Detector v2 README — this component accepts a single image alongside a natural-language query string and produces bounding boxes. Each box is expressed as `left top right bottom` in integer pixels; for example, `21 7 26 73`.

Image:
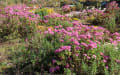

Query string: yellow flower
47 8 54 14
29 9 35 13
37 25 47 31
37 25 54 31
86 16 95 22
90 16 95 20
73 18 79 21
94 26 98 28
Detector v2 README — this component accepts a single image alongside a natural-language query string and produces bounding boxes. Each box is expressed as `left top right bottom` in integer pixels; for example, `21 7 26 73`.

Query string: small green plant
35 8 48 20
64 68 75 75
47 18 72 27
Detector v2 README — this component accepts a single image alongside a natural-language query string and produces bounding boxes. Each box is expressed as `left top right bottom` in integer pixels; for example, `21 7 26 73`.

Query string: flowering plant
62 5 71 12
43 21 120 74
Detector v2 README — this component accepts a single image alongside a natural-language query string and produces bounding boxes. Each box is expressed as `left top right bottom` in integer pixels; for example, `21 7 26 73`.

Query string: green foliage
64 68 75 75
104 16 116 33
92 14 117 32
35 8 48 20
75 2 83 11
0 1 120 74
7 33 61 73
48 18 72 27
3 28 120 74
0 16 36 42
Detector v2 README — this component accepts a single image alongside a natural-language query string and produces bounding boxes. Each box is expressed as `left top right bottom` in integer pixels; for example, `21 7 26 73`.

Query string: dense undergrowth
0 0 120 75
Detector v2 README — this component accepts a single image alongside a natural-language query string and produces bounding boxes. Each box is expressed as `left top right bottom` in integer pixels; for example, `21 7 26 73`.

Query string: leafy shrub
1 2 120 75
7 32 62 74
0 15 36 42
38 12 72 27
7 22 120 74
92 13 117 32
0 4 38 41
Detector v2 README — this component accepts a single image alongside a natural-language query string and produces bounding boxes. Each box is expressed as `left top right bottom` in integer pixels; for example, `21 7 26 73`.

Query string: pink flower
55 25 63 29
61 46 71 51
43 20 48 23
86 33 92 39
52 59 56 64
59 39 64 42
62 5 70 11
71 31 79 38
81 42 88 47
103 59 107 63
75 53 79 56
96 40 101 44
104 56 109 60
25 38 28 43
47 28 54 35
66 27 73 31
75 46 81 50
87 56 91 59
72 21 80 26
116 59 120 64
79 34 87 39
66 63 69 68
70 38 80 45
88 41 97 49
55 66 60 70
112 41 118 46
106 66 108 69
83 54 87 56
54 49 63 53
100 52 104 56
49 66 60 73
54 46 71 53
32 0 37 2
49 67 55 73
112 32 120 36
92 55 96 59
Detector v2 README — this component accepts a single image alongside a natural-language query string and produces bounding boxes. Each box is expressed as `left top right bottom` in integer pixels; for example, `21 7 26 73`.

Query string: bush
7 22 120 74
0 14 36 42
92 13 117 33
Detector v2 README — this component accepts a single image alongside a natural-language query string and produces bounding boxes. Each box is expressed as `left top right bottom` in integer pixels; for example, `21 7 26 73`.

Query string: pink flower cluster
4 4 40 21
45 21 120 54
44 28 54 35
45 13 64 18
49 66 60 73
110 32 120 46
79 8 104 19
44 12 70 21
107 1 119 10
100 52 109 64
62 5 71 11
54 46 71 53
